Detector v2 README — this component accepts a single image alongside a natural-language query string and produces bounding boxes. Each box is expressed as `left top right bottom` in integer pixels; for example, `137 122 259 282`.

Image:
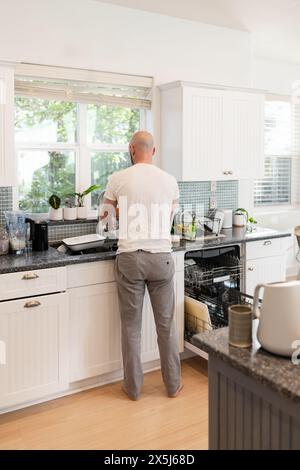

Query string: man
101 131 182 401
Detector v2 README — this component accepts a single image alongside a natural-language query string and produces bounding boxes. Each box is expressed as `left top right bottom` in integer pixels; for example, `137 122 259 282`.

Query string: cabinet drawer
0 267 67 301
67 261 115 288
246 238 285 260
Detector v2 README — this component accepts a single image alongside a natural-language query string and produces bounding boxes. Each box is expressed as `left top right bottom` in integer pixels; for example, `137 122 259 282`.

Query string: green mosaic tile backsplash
0 181 238 242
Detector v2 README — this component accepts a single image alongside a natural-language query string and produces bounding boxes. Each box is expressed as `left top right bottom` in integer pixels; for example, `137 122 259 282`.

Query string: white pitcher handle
253 284 266 319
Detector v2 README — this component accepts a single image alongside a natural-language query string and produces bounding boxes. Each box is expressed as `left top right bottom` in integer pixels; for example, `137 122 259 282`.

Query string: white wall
0 0 252 160
253 57 300 96
0 0 252 87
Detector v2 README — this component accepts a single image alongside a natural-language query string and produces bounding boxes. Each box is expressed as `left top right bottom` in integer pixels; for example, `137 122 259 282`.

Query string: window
254 99 292 207
14 66 152 214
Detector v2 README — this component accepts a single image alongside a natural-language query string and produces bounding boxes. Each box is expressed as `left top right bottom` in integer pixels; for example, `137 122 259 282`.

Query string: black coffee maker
26 218 49 252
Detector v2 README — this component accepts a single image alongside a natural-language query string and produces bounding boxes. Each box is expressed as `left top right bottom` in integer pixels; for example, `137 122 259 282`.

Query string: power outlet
210 180 217 192
210 196 217 210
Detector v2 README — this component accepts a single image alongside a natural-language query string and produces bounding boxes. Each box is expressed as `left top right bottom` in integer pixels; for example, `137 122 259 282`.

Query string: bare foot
168 383 184 398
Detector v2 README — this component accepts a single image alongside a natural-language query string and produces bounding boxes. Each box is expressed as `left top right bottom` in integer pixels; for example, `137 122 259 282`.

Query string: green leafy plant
65 196 76 208
235 207 249 220
48 194 61 210
68 185 101 207
248 216 257 225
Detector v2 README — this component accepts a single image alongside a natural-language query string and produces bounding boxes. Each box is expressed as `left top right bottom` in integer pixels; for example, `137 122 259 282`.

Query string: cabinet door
182 86 224 180
0 65 16 187
246 256 286 296
175 270 185 353
0 293 68 409
224 92 264 179
69 282 121 382
141 288 160 363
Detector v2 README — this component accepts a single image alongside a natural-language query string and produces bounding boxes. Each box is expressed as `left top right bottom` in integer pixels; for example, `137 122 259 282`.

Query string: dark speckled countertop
0 227 291 274
193 321 300 402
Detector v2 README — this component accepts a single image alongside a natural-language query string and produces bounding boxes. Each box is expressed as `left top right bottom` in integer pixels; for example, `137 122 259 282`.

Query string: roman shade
15 63 153 109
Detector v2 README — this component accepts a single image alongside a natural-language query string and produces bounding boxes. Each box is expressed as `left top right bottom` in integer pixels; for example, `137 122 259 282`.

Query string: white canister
49 207 63 221
233 213 247 227
64 207 77 221
222 210 233 229
77 206 87 220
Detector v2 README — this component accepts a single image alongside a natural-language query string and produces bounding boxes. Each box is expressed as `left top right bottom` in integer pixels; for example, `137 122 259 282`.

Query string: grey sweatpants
114 250 181 399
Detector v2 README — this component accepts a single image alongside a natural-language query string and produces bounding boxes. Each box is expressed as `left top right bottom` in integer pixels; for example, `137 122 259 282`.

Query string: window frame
14 99 149 217
254 94 295 211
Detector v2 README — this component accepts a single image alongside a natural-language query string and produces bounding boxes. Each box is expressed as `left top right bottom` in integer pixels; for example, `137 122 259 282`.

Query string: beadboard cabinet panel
160 82 265 181
0 293 68 409
69 282 122 382
182 87 224 180
224 92 264 179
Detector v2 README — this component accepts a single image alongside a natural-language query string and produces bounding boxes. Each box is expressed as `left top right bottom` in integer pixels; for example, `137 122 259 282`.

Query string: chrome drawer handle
22 273 39 280
24 300 41 308
263 240 272 246
248 267 254 271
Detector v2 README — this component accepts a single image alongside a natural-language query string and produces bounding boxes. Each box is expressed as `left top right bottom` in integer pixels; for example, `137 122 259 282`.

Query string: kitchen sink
50 239 118 255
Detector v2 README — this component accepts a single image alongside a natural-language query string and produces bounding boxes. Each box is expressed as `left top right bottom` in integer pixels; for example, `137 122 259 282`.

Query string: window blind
14 64 153 109
254 99 292 206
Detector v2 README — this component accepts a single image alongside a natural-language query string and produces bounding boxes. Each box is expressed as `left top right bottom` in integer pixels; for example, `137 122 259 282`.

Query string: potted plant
64 197 77 221
73 185 101 220
49 194 63 221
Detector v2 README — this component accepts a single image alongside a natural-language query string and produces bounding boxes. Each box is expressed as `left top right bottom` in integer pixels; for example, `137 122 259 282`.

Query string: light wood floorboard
0 358 208 450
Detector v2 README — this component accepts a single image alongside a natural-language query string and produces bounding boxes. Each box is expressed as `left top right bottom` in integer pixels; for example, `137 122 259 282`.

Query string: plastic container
0 228 9 255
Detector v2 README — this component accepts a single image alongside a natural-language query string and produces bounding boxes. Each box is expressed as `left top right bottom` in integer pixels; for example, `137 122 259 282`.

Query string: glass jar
0 228 9 255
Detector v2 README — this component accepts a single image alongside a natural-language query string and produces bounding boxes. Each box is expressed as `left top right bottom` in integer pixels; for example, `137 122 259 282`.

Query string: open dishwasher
184 245 253 358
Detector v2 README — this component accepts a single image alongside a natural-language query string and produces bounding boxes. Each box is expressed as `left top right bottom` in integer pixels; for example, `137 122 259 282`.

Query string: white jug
253 280 300 357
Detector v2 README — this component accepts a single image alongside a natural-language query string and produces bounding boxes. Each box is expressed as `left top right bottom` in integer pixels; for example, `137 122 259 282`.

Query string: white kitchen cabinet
175 269 185 353
69 282 122 382
246 256 286 297
0 65 16 187
0 293 68 409
223 91 264 179
68 253 185 382
245 238 287 296
160 82 265 181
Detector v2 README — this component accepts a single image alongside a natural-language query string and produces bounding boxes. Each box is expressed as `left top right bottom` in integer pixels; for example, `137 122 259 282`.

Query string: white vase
64 207 77 221
49 207 63 221
77 206 87 220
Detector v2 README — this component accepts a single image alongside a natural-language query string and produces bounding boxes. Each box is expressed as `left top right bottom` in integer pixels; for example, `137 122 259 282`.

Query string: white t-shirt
104 163 179 254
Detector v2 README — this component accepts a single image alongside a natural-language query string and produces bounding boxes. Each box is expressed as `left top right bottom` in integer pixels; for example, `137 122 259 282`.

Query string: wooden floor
0 358 208 450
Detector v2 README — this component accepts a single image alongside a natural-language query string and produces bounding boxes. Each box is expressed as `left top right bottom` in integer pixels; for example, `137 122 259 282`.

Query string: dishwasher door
184 245 243 359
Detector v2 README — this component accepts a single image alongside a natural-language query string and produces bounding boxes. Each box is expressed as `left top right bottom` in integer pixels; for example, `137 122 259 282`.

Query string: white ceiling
97 0 300 64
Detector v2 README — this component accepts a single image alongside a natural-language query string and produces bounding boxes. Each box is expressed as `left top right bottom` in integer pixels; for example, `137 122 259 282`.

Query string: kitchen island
193 323 300 450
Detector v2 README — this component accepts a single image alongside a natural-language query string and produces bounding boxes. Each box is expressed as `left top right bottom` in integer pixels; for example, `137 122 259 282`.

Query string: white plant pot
77 206 87 220
64 207 77 221
49 207 63 221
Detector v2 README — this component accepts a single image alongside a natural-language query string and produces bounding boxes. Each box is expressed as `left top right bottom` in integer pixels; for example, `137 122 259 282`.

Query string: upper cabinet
160 82 265 181
0 65 16 187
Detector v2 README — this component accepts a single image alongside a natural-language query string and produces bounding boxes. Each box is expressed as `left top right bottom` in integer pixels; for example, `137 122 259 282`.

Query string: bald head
129 131 155 164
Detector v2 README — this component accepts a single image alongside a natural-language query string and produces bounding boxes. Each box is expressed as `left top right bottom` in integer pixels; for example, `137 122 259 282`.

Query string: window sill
254 205 300 216
47 218 98 227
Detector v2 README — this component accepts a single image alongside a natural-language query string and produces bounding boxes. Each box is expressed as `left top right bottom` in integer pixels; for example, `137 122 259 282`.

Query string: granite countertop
0 227 291 275
193 321 300 402
177 226 291 252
